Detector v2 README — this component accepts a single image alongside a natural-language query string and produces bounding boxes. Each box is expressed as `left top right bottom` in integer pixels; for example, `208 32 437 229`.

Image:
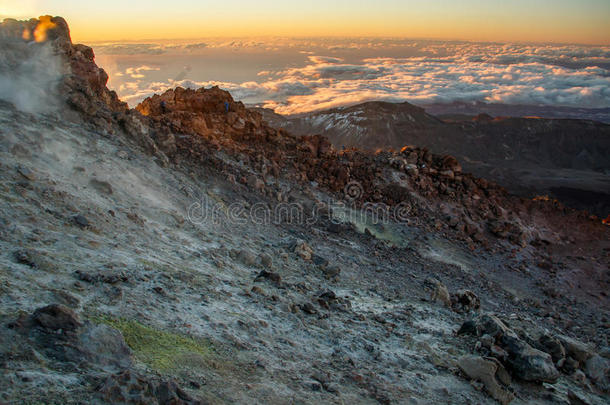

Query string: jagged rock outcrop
0 16 173 164
1 16 127 118
135 86 606 250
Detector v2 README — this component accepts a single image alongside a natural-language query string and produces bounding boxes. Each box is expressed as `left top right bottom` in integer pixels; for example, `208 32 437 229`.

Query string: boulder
458 355 514 404
235 249 257 267
31 304 82 333
477 315 514 339
458 315 559 383
584 355 609 391
453 289 481 312
79 324 132 370
501 334 560 383
458 319 478 336
559 336 594 363
258 253 273 269
254 270 281 285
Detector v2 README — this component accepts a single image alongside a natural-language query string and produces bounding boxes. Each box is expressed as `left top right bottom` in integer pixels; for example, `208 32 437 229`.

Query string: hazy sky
1 0 609 44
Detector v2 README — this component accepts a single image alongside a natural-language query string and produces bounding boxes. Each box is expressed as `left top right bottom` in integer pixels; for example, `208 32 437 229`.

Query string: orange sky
2 0 609 44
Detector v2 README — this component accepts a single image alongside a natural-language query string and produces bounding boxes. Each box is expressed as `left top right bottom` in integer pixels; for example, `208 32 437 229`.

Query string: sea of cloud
92 38 610 115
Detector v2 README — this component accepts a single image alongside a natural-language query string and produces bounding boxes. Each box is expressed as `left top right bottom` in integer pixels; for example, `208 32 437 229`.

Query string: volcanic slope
0 16 609 405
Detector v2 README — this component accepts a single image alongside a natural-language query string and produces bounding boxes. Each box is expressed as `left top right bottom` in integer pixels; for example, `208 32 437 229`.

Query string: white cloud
103 40 610 114
123 65 160 79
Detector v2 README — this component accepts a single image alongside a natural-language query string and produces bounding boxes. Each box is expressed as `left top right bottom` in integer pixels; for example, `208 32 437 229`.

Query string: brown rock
31 304 82 333
458 355 514 404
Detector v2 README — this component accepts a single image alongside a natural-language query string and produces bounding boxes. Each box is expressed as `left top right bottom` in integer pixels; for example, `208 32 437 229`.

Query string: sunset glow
1 0 609 44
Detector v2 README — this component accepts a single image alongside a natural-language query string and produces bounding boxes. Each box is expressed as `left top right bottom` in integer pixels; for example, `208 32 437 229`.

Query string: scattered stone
453 289 480 312
247 174 265 192
573 369 588 384
258 253 273 269
79 323 132 370
75 269 128 284
73 214 90 228
477 315 512 339
423 278 451 307
251 286 266 295
567 389 592 405
17 166 35 181
311 254 329 268
322 265 341 279
317 290 337 309
307 380 322 391
236 249 257 267
254 270 281 285
89 178 113 195
479 333 493 348
13 250 37 268
327 222 350 234
11 143 30 158
126 212 145 226
300 302 317 315
563 356 580 374
293 241 313 261
490 345 509 362
458 319 478 336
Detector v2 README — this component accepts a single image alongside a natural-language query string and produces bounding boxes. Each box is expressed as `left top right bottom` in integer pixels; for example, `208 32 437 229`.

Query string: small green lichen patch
92 316 212 372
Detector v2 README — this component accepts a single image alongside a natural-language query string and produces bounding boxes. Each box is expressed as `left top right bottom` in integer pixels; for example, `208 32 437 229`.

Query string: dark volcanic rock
73 214 90 228
10 305 132 372
537 333 566 363
31 304 82 333
254 270 282 284
453 289 481 312
500 334 560 383
459 315 560 383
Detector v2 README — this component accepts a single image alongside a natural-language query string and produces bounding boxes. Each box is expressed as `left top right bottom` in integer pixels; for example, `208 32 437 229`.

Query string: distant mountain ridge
421 101 610 124
257 101 610 216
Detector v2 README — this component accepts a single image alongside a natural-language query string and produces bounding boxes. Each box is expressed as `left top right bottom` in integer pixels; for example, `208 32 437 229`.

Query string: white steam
0 39 63 114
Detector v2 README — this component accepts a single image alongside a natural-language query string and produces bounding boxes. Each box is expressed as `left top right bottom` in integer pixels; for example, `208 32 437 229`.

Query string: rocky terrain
258 102 610 217
0 16 609 405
